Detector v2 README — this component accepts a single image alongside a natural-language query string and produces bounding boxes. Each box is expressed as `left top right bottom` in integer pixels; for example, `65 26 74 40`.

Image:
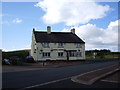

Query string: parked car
2 59 10 65
10 56 22 65
25 56 36 63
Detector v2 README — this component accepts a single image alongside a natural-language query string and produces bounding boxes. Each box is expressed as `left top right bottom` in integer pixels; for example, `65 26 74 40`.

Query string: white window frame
76 51 82 57
58 43 64 48
69 51 76 57
42 43 49 48
58 52 64 57
76 43 82 48
42 52 50 58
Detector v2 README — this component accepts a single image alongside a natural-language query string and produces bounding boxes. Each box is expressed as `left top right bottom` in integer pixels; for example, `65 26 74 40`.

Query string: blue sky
1 1 119 52
89 2 118 29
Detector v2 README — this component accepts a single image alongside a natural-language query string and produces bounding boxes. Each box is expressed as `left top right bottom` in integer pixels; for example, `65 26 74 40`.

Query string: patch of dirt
101 70 120 83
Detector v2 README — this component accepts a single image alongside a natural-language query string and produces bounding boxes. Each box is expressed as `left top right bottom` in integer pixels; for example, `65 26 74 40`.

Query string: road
33 77 119 88
2 61 119 89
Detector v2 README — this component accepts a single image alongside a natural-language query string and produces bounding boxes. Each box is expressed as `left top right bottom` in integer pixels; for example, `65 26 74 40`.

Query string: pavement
2 61 86 72
71 63 119 85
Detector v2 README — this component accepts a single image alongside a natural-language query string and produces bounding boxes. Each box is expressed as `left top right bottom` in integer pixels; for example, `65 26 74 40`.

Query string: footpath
2 61 86 72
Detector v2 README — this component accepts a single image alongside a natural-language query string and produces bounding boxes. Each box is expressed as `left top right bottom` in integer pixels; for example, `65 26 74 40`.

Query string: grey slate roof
34 31 85 43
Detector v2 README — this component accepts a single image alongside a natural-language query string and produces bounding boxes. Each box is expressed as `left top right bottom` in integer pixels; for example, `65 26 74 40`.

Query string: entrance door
66 51 69 61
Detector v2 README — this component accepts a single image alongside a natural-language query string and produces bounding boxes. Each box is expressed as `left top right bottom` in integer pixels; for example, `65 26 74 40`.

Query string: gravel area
101 70 120 83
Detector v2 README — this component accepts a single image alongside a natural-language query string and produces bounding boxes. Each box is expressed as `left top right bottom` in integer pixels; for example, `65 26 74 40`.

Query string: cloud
61 19 119 51
12 18 23 23
35 0 110 26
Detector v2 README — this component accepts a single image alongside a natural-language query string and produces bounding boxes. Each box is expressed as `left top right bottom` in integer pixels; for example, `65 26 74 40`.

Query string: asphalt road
34 78 119 88
2 61 119 89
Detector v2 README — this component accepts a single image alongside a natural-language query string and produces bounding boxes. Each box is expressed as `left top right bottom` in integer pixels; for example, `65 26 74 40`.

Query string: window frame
42 52 51 58
76 51 82 57
42 43 49 48
69 51 76 57
58 52 64 57
76 43 82 48
58 43 64 48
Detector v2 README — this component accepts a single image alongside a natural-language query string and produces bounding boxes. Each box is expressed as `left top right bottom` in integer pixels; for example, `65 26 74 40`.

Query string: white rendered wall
32 42 85 61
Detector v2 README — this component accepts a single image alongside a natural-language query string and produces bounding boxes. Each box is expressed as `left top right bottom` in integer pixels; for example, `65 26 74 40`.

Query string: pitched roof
33 31 85 43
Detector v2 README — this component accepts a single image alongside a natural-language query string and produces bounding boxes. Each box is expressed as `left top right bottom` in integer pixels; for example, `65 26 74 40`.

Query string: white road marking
101 79 120 83
19 76 72 90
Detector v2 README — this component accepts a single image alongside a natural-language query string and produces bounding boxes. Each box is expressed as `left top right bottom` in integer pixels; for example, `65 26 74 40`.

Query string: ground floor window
67 50 82 57
69 51 76 57
58 52 64 57
42 52 50 57
76 51 82 57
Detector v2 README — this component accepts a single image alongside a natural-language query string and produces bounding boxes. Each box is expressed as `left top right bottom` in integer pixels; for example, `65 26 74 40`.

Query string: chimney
47 26 51 34
71 28 75 34
33 28 35 32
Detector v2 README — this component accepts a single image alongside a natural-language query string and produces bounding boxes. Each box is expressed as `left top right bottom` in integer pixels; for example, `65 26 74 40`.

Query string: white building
31 26 85 61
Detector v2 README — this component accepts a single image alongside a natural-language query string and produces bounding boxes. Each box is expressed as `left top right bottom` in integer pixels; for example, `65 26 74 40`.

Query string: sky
1 0 119 52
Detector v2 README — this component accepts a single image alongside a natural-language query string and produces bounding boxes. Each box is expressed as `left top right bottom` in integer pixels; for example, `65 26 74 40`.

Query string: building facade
31 26 85 61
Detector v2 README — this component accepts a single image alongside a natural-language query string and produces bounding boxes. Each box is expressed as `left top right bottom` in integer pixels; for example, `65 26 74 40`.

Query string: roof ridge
34 31 72 33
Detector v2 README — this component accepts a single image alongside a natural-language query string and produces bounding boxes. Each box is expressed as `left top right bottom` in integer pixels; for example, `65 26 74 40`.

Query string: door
66 51 69 61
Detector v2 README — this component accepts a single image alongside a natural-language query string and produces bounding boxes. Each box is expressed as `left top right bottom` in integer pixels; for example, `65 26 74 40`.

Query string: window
76 43 82 48
58 52 64 57
58 43 64 47
76 51 82 57
42 43 49 48
43 52 50 57
69 51 76 57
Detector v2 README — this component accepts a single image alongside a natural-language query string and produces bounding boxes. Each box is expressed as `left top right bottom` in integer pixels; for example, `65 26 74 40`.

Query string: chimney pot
33 28 35 32
71 28 75 34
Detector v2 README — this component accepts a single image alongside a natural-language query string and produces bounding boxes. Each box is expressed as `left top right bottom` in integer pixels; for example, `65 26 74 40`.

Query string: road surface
2 61 119 89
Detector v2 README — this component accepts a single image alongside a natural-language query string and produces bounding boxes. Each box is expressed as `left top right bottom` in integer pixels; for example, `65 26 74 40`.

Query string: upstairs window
58 43 64 48
76 43 82 48
42 43 49 48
